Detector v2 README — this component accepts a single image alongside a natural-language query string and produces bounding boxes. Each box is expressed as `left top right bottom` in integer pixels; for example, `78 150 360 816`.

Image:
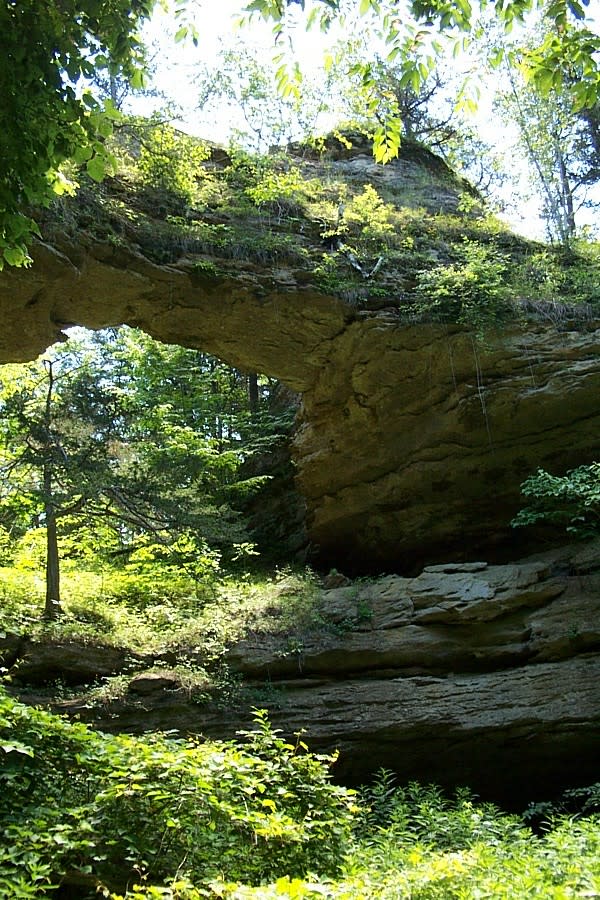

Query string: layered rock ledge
7 541 600 802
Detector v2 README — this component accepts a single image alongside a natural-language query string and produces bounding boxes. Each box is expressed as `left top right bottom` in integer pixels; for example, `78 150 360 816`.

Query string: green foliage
0 525 14 566
339 774 600 899
0 567 43 632
138 124 210 205
515 242 600 308
2 688 600 899
413 240 512 329
244 0 600 173
245 165 308 218
0 326 289 617
3 0 600 267
512 463 600 536
0 0 150 267
524 783 600 830
0 692 356 895
357 775 528 849
495 31 600 245
343 185 395 249
194 41 337 154
0 563 324 671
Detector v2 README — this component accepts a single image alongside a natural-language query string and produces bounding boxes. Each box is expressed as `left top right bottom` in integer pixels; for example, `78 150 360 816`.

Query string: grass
0 564 324 649
0 562 329 706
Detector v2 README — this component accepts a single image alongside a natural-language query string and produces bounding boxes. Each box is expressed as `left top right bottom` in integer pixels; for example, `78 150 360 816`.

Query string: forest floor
1 562 600 898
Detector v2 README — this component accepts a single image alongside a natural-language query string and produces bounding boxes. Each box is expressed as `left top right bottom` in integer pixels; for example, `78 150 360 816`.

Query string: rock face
11 541 599 804
296 321 600 570
1 137 600 570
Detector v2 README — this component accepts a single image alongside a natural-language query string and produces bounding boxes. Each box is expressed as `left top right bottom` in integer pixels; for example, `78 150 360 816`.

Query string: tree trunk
43 469 61 620
555 140 577 243
42 358 62 620
109 73 119 107
248 372 259 414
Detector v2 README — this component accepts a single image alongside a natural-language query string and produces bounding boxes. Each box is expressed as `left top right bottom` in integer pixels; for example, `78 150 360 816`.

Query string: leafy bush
343 185 395 248
512 463 600 536
516 242 600 308
357 775 527 850
0 566 43 631
413 240 513 330
343 775 600 900
244 164 307 216
0 692 357 897
3 693 600 899
138 124 210 205
524 782 600 830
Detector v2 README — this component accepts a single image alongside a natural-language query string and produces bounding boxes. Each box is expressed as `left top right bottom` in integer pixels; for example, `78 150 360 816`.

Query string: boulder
6 638 145 685
128 671 184 695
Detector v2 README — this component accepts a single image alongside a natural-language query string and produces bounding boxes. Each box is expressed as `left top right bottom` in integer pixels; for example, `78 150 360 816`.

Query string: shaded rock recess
5 540 600 805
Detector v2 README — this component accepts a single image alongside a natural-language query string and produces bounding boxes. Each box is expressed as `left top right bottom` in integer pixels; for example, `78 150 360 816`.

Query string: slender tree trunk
555 143 576 242
42 359 62 620
248 373 259 414
109 73 119 107
210 368 223 448
505 68 573 244
581 106 600 161
43 465 61 620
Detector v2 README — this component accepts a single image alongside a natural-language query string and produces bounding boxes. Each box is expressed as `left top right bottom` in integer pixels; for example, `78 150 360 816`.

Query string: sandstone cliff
5 541 599 803
1 133 599 570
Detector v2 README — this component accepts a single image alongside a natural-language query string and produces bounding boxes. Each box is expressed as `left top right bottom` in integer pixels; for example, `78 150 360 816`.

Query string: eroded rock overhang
2 238 600 571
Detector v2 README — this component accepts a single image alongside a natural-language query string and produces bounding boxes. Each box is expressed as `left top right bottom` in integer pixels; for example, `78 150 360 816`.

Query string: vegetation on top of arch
1 0 598 268
35 118 600 327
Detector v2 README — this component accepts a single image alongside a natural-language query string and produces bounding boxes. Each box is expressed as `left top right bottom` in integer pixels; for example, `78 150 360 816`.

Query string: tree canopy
1 0 599 267
0 0 153 268
0 327 276 618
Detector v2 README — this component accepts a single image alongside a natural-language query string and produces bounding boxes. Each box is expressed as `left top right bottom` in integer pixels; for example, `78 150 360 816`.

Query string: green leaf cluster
138 124 211 205
515 243 600 307
0 326 291 618
0 0 152 268
512 462 600 536
0 691 357 896
413 239 512 329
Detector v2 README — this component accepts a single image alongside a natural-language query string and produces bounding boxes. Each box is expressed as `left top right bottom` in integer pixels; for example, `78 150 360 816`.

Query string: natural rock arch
2 137 600 571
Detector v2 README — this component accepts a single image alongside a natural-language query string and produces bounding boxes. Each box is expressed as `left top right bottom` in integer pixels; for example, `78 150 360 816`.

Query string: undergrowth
0 565 323 652
1 694 599 899
0 692 356 898
0 563 327 707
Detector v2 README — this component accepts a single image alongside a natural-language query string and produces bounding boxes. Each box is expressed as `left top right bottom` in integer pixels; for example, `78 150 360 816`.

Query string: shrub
343 185 395 248
0 692 357 896
413 240 513 330
138 124 210 205
244 164 308 218
512 462 600 536
515 242 600 309
356 775 526 850
0 566 43 631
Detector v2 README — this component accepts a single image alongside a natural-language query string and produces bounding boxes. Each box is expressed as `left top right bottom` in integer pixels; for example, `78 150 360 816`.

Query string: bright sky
139 0 341 141
133 0 600 242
